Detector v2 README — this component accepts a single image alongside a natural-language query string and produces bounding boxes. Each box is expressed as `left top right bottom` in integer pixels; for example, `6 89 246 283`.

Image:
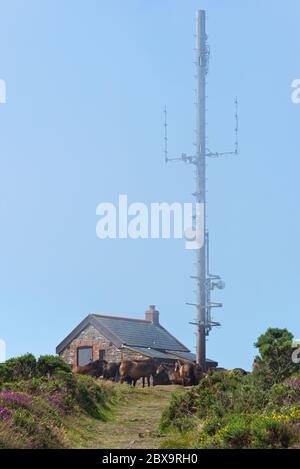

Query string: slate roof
124 346 174 360
167 351 197 361
120 347 218 366
166 351 218 366
56 313 218 366
56 313 189 355
92 314 189 352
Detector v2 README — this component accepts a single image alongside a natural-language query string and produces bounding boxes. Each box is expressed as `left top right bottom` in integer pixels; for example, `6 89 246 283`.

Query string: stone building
56 305 217 370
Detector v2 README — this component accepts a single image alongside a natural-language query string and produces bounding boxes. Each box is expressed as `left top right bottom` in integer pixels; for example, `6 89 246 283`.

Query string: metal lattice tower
165 10 238 370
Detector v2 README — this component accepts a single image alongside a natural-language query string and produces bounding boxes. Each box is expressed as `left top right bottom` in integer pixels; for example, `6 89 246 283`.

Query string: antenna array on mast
165 10 238 370
164 106 168 164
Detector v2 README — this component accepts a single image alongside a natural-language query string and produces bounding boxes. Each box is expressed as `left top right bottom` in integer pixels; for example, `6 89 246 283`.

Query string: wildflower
285 379 300 390
0 391 32 406
0 406 11 420
290 408 300 420
271 413 290 422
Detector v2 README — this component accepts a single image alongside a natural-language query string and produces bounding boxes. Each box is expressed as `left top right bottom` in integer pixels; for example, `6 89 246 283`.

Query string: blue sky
0 0 299 370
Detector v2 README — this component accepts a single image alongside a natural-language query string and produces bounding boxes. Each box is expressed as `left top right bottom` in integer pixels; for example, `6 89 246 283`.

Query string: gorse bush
204 413 298 449
37 355 72 376
0 356 114 448
0 354 72 384
160 372 249 432
160 328 300 449
265 381 300 412
253 328 299 386
160 373 300 449
0 354 37 382
0 384 64 448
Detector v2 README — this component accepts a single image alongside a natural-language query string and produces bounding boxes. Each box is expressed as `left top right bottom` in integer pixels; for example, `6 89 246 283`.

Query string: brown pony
119 359 156 387
77 359 107 378
175 361 195 386
156 363 182 385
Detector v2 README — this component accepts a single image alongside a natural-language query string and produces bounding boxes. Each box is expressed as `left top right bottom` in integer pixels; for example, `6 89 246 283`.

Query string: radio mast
165 10 238 370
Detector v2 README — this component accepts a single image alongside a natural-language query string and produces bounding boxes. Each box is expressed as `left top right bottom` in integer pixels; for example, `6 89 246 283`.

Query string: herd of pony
77 358 248 387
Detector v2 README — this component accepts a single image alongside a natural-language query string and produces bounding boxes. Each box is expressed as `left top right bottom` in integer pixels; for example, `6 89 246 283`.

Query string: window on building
77 346 93 367
99 349 106 360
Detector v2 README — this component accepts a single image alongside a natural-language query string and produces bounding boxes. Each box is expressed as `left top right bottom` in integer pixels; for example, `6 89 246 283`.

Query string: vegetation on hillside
160 328 300 449
0 354 115 448
1 328 299 449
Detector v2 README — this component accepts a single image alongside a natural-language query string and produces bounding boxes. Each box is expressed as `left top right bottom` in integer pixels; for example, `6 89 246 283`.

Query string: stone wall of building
121 348 149 361
59 324 169 370
59 324 122 370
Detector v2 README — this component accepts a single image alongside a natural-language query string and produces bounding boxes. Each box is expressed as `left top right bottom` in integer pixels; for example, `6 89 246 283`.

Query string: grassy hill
65 383 179 449
159 328 300 449
0 354 181 449
1 329 299 449
159 371 300 449
0 370 113 448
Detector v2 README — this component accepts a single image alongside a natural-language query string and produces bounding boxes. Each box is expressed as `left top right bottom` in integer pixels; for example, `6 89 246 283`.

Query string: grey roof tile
166 350 218 365
92 315 189 352
55 313 218 366
123 346 173 359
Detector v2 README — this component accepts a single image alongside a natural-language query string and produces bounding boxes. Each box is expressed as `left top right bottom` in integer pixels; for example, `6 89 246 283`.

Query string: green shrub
265 382 300 413
171 414 300 449
216 414 298 449
37 355 71 376
160 390 198 431
160 328 300 449
160 372 248 432
0 361 114 448
0 354 73 384
0 354 37 382
160 367 300 449
217 415 252 448
253 328 299 386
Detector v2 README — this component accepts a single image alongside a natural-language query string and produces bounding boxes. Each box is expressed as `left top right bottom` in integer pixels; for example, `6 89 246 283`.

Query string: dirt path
96 384 180 449
67 384 181 449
